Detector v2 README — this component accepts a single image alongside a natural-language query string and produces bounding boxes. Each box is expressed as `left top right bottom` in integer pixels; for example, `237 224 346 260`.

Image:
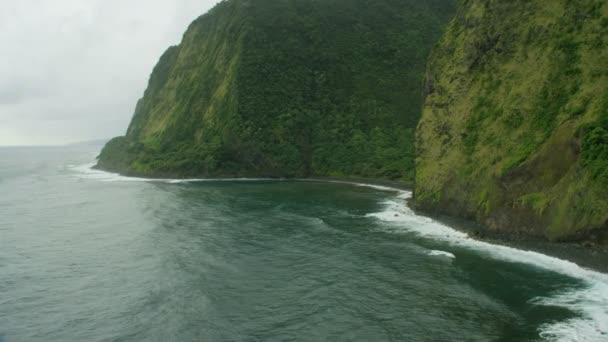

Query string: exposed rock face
415 0 608 242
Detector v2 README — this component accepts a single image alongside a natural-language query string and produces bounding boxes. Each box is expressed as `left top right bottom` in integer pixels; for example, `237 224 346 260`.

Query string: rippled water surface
1 143 607 341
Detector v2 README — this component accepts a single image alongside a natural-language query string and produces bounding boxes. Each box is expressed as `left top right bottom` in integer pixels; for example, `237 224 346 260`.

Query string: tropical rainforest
98 0 607 243
97 0 456 181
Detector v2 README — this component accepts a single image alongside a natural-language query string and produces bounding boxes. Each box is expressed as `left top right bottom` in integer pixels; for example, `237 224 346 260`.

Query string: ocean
0 142 606 341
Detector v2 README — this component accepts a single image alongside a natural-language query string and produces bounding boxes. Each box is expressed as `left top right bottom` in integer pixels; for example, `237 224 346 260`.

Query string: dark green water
1 143 607 342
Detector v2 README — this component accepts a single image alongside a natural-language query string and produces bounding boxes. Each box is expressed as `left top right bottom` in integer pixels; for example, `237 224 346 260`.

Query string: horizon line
0 138 110 148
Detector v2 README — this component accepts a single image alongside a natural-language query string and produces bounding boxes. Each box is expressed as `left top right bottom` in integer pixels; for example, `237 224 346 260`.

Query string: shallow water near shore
1 143 607 341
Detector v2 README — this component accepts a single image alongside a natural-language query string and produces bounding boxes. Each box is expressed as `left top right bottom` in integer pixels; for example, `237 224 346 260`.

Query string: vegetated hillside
416 0 608 242
97 0 456 181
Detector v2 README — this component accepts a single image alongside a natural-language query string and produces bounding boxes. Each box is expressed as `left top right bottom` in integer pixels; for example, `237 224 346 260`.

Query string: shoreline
92 163 606 273
300 176 412 191
92 164 414 189
412 207 608 274
306 178 608 274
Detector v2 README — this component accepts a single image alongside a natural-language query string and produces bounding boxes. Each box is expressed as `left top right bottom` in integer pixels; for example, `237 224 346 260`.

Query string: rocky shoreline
413 206 608 274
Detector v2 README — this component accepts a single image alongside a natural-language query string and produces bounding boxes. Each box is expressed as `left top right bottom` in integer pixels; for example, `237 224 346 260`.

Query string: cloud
0 87 28 105
0 0 221 145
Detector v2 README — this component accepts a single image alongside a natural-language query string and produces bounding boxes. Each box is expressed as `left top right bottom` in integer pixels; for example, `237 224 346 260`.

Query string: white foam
69 163 279 183
71 164 410 190
70 163 151 182
366 191 608 341
353 183 404 192
427 250 456 258
297 178 406 193
534 284 608 342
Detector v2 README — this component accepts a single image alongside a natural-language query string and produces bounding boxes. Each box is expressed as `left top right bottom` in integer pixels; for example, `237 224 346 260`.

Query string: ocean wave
296 178 405 193
366 191 608 342
69 163 279 183
70 163 151 182
427 250 456 259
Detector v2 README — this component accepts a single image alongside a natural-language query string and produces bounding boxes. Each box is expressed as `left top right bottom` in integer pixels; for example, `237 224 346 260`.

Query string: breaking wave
427 250 456 259
69 163 278 183
366 190 608 342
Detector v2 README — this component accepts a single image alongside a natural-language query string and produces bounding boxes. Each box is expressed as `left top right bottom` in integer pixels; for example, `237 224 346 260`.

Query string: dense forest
97 0 608 243
97 0 456 182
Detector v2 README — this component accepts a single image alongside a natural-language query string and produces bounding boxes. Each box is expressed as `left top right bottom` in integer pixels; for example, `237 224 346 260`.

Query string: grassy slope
416 0 608 242
97 0 456 181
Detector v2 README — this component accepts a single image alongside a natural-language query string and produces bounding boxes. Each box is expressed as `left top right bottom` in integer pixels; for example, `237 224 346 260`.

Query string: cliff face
97 0 456 181
416 0 608 242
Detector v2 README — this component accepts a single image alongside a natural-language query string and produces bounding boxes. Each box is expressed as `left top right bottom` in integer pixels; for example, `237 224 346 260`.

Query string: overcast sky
0 0 221 146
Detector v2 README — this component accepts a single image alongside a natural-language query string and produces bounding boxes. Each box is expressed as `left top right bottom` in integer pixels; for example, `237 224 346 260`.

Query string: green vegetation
98 0 456 181
518 193 550 215
416 0 608 241
582 125 608 184
97 0 608 243
580 96 608 185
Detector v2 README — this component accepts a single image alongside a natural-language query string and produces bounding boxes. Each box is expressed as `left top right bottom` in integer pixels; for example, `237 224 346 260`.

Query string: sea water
1 143 606 341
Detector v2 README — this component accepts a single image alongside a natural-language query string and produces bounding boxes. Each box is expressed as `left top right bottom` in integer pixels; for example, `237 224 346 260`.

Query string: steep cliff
416 0 608 242
97 0 456 181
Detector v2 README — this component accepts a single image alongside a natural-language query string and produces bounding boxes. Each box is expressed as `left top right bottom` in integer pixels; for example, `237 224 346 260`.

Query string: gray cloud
0 0 221 145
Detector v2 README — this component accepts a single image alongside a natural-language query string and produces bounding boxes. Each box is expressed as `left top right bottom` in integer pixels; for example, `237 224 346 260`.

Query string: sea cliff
97 0 456 182
415 0 608 243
